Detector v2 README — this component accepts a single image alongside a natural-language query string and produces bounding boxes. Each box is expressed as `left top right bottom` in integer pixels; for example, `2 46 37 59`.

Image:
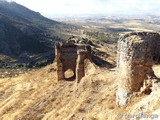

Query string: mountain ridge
0 0 60 56
0 0 59 26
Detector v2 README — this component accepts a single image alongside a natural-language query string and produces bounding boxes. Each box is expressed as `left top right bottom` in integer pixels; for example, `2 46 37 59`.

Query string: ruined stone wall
55 40 91 82
76 50 87 83
116 32 160 107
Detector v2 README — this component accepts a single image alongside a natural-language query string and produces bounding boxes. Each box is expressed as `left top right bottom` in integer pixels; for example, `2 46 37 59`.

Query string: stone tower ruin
116 32 160 107
55 40 91 83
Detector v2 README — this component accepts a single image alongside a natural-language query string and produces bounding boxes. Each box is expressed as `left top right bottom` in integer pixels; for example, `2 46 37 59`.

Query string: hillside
1 1 160 120
0 35 160 119
0 60 159 120
0 1 59 26
0 0 64 57
0 1 69 69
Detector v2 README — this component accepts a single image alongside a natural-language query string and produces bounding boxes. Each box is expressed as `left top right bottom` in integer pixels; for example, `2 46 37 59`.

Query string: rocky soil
0 59 160 120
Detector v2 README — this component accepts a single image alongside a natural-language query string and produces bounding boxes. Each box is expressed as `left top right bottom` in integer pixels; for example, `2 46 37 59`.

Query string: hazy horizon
4 0 160 18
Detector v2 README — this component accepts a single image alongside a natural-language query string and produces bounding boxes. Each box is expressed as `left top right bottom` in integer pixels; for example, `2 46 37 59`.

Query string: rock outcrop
55 40 91 83
116 32 160 107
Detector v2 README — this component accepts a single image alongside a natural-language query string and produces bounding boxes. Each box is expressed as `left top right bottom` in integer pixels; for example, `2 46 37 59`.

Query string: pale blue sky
9 0 160 17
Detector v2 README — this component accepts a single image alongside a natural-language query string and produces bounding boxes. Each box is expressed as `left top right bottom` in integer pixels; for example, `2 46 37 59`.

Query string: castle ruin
55 40 91 83
116 32 160 107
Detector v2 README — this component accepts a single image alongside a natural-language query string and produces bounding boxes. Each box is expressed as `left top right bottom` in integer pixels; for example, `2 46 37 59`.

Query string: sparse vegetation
83 30 119 43
1 1 160 120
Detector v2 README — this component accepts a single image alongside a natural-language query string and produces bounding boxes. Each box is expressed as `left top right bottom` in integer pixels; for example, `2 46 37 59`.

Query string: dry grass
0 59 160 120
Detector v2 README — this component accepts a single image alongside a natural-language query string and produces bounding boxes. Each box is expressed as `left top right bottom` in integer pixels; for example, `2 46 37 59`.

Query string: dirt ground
0 61 160 120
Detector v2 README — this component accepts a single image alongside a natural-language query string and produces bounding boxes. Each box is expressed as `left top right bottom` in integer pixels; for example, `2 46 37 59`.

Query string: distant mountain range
0 0 60 56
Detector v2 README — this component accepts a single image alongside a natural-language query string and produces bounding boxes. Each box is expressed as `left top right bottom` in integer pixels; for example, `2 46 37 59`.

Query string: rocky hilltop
0 32 160 120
